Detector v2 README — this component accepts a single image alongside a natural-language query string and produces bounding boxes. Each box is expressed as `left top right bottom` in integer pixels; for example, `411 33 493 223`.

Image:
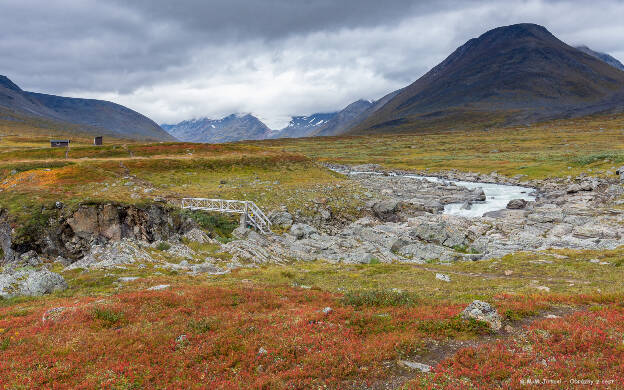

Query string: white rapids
348 171 536 218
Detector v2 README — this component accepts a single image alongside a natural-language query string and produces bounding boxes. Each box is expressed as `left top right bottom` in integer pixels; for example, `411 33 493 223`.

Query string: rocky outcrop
216 165 624 266
2 202 195 265
461 300 502 331
67 239 155 270
0 210 16 263
269 211 294 229
0 269 67 299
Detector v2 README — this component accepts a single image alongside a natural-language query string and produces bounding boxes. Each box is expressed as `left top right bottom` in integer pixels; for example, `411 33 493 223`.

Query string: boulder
232 226 252 240
147 284 170 291
0 269 67 299
435 273 451 282
566 184 582 194
66 239 154 270
461 300 502 331
472 188 486 201
182 228 213 244
580 181 593 192
289 223 318 240
269 211 293 228
398 360 432 373
18 250 42 267
372 200 400 221
506 199 528 210
409 221 468 248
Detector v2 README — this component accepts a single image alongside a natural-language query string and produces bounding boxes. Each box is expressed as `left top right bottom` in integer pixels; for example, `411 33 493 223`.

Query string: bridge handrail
180 198 272 233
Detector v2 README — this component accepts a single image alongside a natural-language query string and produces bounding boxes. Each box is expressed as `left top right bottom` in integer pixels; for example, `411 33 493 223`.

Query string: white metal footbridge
181 198 272 234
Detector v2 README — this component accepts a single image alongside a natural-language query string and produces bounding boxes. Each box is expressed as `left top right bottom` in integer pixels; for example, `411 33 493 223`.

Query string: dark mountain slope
576 45 624 71
313 100 373 136
348 24 624 134
0 75 174 141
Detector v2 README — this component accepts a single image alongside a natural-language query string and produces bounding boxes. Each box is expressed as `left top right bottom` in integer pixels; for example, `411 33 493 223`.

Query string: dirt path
411 263 590 285
348 305 587 390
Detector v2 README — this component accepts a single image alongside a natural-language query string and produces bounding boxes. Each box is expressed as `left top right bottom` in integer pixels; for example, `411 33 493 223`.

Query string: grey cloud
0 0 623 128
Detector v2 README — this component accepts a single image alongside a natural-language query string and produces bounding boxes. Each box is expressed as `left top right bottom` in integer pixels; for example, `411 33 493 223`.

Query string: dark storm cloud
109 0 466 39
1 0 623 128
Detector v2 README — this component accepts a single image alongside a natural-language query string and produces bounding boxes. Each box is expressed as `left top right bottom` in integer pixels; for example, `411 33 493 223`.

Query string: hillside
576 45 624 71
347 24 624 135
313 100 374 136
0 75 174 141
162 114 273 143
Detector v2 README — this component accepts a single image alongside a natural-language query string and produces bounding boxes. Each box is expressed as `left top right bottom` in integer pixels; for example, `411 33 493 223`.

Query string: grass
92 307 126 328
1 113 624 387
0 247 623 388
250 114 624 179
409 305 624 388
1 240 624 388
340 289 421 307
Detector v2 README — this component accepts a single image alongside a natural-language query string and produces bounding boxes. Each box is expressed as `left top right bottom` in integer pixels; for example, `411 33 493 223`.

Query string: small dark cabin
94 136 103 146
50 140 70 148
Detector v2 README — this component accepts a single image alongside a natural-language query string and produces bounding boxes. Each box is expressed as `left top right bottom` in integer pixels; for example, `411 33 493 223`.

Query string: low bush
92 308 125 328
340 289 420 307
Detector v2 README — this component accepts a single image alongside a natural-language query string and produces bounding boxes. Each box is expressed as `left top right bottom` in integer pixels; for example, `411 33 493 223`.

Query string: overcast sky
1 0 624 128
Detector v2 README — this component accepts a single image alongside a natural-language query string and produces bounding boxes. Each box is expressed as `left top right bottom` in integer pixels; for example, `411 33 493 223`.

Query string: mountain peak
479 23 553 41
348 23 624 135
0 75 23 92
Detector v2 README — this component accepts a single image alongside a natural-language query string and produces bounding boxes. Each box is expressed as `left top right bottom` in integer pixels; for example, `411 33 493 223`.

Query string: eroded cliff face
1 202 196 264
0 209 16 263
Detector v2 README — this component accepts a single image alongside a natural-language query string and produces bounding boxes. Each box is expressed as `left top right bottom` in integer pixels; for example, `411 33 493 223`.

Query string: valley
2 115 624 388
1 17 624 389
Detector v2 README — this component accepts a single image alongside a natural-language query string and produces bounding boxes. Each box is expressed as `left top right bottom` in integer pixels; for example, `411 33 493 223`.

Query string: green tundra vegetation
1 114 624 388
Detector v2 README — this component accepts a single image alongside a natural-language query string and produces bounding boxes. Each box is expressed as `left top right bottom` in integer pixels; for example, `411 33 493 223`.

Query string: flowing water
348 171 536 218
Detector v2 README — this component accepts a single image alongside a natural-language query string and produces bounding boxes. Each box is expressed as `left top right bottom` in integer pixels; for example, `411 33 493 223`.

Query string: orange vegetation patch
0 285 482 389
409 304 624 389
0 165 103 190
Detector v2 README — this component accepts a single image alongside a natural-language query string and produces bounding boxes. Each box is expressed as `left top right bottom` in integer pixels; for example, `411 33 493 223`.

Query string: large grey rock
472 188 486 201
182 228 214 244
18 250 42 267
269 211 293 228
66 239 154 270
506 199 528 209
566 184 582 194
351 164 383 172
372 200 400 221
398 360 432 372
289 223 318 240
461 300 502 331
0 269 67 299
409 221 468 248
398 242 456 262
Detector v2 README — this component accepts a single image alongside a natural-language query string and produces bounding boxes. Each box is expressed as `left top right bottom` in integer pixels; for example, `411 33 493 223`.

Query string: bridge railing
181 198 272 233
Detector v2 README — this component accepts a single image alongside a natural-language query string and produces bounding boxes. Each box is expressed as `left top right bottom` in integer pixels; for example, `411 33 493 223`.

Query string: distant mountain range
164 96 401 142
272 112 337 139
161 114 274 143
0 75 174 141
165 24 624 142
